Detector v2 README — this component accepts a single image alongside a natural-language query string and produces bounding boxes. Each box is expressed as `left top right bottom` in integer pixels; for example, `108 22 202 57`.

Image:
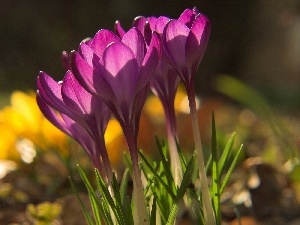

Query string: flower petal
91 29 120 58
114 20 126 38
132 16 148 34
60 113 96 160
37 71 70 116
137 32 161 94
163 20 189 74
36 94 71 136
185 14 211 71
61 70 92 116
78 42 98 66
178 8 198 28
147 16 158 31
144 17 158 45
82 37 93 47
150 59 180 102
71 51 115 103
102 42 138 100
122 28 146 68
154 16 170 35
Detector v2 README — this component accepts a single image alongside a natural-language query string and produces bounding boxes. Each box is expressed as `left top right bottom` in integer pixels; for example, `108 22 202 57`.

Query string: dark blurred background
1 0 300 108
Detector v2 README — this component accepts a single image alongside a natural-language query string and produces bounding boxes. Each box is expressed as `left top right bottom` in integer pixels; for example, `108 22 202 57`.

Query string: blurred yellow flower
105 118 126 169
0 88 203 169
144 85 191 120
0 91 69 162
0 125 19 161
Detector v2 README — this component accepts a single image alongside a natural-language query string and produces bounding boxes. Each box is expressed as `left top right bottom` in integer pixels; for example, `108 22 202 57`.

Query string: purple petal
36 94 72 136
178 8 198 28
61 70 92 115
38 92 98 163
60 113 96 160
163 20 189 74
102 42 138 100
150 60 180 102
91 29 120 58
136 32 161 94
114 20 126 38
154 16 170 35
132 16 148 34
147 16 158 31
144 17 158 46
81 37 93 47
71 51 115 103
122 28 146 68
192 7 199 14
78 42 98 66
185 14 211 71
94 102 111 131
37 71 70 116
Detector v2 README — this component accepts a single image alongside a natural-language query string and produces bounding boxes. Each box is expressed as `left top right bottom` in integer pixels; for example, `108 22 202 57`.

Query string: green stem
125 126 149 225
187 88 216 225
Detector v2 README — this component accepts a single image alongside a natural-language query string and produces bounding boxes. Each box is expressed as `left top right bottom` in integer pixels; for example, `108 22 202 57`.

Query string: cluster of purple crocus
37 7 211 225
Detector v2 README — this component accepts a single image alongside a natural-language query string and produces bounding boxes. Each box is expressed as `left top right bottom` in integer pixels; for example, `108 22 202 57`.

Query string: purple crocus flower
71 27 161 225
162 8 215 224
37 70 113 183
163 7 211 90
116 15 183 186
71 28 161 134
120 8 214 224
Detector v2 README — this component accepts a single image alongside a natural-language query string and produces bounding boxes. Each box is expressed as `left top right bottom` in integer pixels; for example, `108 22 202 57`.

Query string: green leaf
187 184 205 224
150 197 157 225
155 137 175 188
77 166 112 224
166 204 179 225
153 191 168 224
139 150 176 200
218 132 236 177
210 112 221 225
94 169 122 225
68 176 94 225
119 168 130 205
123 151 133 174
143 162 160 203
89 193 102 225
205 154 212 173
176 153 195 202
220 145 243 194
175 138 187 170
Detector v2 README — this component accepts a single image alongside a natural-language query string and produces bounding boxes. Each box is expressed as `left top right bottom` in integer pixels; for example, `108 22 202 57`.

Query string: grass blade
68 176 94 225
150 196 157 225
218 132 236 176
139 150 176 200
155 136 175 187
220 144 243 194
89 194 102 225
119 168 130 205
176 153 195 202
166 204 179 225
77 166 113 224
211 112 221 225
